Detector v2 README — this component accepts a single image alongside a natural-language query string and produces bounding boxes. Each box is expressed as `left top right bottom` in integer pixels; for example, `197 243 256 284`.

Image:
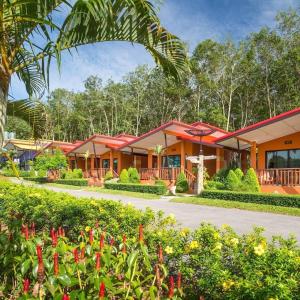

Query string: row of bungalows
3 107 300 193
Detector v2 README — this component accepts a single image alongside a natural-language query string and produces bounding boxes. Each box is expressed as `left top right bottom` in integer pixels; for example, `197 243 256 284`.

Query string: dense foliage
128 168 140 184
54 179 88 186
14 9 300 141
119 169 129 183
175 172 189 193
61 169 83 180
34 150 67 171
0 182 299 299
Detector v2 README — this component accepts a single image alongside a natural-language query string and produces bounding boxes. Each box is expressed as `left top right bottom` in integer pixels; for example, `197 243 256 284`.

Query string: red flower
158 245 163 264
100 233 105 250
31 222 35 237
95 252 101 271
81 247 85 260
53 253 59 276
50 227 55 239
58 226 65 237
89 229 94 245
73 248 79 263
139 224 143 243
168 276 174 298
177 272 182 289
99 282 105 299
24 224 29 240
122 235 126 254
110 237 115 247
36 245 43 263
62 294 70 300
23 278 30 294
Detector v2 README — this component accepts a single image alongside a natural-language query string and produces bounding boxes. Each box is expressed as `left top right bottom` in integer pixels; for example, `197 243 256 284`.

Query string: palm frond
7 99 46 139
57 0 189 81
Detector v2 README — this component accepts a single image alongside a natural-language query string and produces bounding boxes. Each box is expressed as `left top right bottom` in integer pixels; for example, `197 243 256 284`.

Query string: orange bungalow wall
257 131 300 170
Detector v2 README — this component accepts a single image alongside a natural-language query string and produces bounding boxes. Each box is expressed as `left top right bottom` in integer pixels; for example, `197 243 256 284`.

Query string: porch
257 168 300 186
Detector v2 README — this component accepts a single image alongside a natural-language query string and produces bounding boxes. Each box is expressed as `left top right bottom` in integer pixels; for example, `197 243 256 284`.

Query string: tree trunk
0 84 8 146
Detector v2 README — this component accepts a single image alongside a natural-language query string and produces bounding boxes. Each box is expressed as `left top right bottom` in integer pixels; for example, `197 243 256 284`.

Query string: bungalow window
162 155 181 168
102 159 109 169
266 149 300 169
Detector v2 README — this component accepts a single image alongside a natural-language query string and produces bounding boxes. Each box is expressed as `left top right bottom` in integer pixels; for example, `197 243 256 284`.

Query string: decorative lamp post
185 129 215 195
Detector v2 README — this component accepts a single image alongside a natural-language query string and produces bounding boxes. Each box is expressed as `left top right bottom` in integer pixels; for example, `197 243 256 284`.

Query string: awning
216 108 300 150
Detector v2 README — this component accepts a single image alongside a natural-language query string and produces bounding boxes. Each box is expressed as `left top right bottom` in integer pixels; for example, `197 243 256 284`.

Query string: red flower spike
24 225 29 240
122 234 127 254
168 276 174 299
52 231 58 247
21 224 26 234
89 229 94 245
100 233 105 250
31 222 35 237
81 247 85 260
53 253 59 276
158 245 163 264
62 228 65 237
99 282 105 299
110 237 115 247
50 228 55 239
177 272 182 289
139 224 143 243
36 245 43 263
62 294 70 300
95 252 101 271
23 278 30 294
73 248 79 263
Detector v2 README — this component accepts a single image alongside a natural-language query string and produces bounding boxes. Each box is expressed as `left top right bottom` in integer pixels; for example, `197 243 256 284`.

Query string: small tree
128 167 140 183
34 150 67 171
104 170 114 182
243 168 261 192
176 171 189 193
234 168 244 181
226 170 240 191
119 169 129 183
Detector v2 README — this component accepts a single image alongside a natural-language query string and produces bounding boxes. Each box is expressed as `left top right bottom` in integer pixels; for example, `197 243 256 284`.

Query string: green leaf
21 258 31 275
58 274 71 286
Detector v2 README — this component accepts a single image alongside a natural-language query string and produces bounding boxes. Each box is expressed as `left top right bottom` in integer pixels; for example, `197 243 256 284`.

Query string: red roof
216 107 300 143
191 121 228 134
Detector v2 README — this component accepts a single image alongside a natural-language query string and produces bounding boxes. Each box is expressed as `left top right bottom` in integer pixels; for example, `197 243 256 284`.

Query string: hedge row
22 177 48 184
22 177 88 186
55 179 88 186
104 182 167 195
201 190 300 208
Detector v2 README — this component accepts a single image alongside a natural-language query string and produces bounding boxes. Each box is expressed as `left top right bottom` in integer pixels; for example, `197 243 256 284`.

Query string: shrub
55 179 88 186
61 168 83 179
234 168 244 180
23 177 48 183
104 170 113 181
200 189 300 208
155 179 166 186
213 167 231 183
176 171 189 193
243 167 261 192
128 167 140 183
104 182 167 195
225 170 240 191
119 169 129 183
205 180 225 190
34 150 67 171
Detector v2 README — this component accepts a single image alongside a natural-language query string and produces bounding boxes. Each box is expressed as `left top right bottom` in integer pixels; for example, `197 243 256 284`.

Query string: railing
139 168 159 180
139 167 181 180
84 168 110 179
184 169 196 191
257 168 300 186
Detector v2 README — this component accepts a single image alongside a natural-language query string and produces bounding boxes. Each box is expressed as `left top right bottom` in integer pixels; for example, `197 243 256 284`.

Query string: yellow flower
180 228 190 237
90 200 97 206
230 238 239 246
221 224 230 230
165 246 173 254
189 240 199 250
254 243 266 256
213 232 220 239
214 242 222 250
222 280 235 291
85 226 91 232
157 231 162 237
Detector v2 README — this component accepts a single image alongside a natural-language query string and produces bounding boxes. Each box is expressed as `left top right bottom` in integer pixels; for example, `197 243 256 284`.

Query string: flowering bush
0 224 182 299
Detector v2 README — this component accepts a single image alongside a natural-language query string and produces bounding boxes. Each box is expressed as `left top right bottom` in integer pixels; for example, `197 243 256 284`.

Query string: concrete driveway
10 179 300 242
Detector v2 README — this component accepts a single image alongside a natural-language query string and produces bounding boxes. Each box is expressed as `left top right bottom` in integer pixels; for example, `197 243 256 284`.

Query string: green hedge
104 182 167 195
201 190 300 208
22 177 48 183
55 179 88 186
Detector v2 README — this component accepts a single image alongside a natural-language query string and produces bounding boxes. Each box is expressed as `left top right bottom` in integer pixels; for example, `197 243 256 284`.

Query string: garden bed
104 182 167 195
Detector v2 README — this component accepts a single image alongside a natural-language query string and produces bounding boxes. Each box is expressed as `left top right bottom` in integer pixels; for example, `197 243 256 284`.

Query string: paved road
11 180 300 241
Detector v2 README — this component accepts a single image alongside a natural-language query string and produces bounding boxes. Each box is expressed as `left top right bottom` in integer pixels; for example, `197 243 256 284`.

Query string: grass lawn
171 197 300 217
21 180 160 200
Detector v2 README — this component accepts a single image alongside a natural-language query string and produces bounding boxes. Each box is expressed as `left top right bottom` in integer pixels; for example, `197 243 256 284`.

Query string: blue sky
10 0 299 99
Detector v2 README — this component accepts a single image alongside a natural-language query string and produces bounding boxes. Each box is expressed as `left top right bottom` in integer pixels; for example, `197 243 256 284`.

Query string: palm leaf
7 99 46 139
56 0 189 81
